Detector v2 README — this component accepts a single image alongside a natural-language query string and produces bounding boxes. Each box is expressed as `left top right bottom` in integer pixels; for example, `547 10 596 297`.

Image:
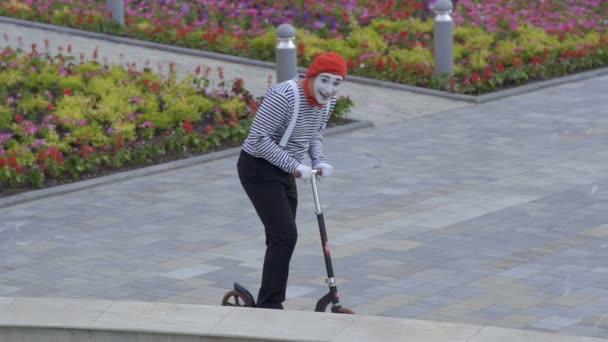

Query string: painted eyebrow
320 76 342 83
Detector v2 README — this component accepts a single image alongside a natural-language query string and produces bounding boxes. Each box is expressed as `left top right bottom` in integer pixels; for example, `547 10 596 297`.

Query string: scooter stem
310 170 322 214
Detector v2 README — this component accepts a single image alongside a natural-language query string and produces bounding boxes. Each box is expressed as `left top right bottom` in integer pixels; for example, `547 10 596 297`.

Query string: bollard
275 23 297 83
106 0 125 26
433 0 453 77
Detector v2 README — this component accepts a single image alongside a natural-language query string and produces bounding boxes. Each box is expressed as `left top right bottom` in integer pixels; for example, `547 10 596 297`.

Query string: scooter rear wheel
221 290 255 307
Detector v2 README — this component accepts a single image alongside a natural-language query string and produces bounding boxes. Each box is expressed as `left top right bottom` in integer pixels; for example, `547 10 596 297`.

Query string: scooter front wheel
336 308 355 315
221 290 255 307
332 307 355 314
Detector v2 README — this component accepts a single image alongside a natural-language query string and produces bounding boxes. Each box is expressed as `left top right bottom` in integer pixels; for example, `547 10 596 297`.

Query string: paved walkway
2 20 608 340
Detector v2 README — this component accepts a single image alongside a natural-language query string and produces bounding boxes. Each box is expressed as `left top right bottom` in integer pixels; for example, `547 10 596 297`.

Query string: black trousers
237 151 298 309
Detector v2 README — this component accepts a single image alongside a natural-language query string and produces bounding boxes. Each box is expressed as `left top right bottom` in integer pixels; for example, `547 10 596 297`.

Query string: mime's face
312 72 344 105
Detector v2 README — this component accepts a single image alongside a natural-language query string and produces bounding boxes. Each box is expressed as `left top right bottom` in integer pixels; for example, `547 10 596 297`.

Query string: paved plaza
2 20 608 339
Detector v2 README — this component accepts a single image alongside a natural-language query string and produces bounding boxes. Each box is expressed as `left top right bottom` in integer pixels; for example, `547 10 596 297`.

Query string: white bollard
106 0 125 26
433 0 454 77
275 24 297 83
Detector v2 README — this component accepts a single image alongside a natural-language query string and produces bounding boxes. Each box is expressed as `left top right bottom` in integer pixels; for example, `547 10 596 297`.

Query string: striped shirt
242 75 335 174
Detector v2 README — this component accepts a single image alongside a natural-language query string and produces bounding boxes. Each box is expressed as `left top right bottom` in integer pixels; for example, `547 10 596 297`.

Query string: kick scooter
222 170 354 314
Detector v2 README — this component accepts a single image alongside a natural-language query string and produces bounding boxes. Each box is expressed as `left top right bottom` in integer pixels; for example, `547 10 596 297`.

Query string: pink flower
21 120 39 135
0 133 13 144
30 139 46 149
131 96 143 103
139 121 155 129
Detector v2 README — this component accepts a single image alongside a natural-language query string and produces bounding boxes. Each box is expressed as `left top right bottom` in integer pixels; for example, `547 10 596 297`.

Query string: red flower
15 114 23 124
195 66 201 75
376 57 385 70
47 103 56 112
81 145 93 159
176 26 187 38
47 147 64 164
8 153 23 173
37 150 47 163
532 55 541 66
471 72 480 83
347 58 355 70
63 88 73 96
117 132 124 148
182 120 194 134
297 43 305 57
204 125 214 135
0 157 5 168
484 66 492 81
496 62 504 72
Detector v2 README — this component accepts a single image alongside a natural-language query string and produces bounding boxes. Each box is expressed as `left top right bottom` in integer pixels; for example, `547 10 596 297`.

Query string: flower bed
0 44 354 195
0 0 606 94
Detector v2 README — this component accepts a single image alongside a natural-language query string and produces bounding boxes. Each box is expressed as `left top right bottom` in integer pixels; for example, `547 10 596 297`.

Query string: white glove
314 162 333 177
295 164 312 181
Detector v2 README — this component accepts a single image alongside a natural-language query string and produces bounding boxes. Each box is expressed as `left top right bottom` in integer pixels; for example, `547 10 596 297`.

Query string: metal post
106 0 125 26
433 0 453 77
276 23 297 83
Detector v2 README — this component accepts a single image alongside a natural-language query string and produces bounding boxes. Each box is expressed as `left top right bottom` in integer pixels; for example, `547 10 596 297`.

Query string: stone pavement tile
404 283 453 297
492 314 545 329
176 285 229 300
351 301 392 315
549 294 597 307
494 295 548 310
530 315 585 331
498 264 545 280
161 264 223 280
365 274 395 282
558 324 608 339
330 241 383 258
378 239 423 252
156 295 202 305
582 224 608 238
0 284 19 295
283 296 318 311
428 302 483 318
469 304 517 320
381 304 436 318
522 303 573 318
340 279 395 297
441 285 483 300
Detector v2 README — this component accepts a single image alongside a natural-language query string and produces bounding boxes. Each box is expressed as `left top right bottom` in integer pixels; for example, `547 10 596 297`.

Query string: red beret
306 52 347 79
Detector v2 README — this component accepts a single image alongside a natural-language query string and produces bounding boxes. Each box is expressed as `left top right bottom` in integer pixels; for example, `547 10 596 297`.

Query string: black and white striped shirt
242 75 335 174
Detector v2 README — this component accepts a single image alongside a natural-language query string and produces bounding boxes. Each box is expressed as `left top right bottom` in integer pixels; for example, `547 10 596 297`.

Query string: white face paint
312 72 344 105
